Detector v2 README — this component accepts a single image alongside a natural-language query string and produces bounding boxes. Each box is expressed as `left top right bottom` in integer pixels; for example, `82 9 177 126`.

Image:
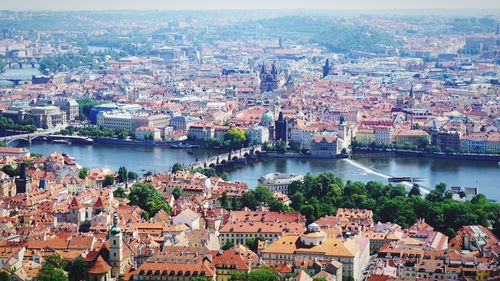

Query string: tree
408 185 421 197
0 270 11 281
290 192 305 211
0 142 7 148
275 140 287 153
222 240 234 250
313 278 328 281
68 257 86 281
1 165 18 177
241 191 259 210
171 163 184 173
254 186 273 206
245 236 265 252
127 171 138 181
115 128 129 139
30 152 43 158
78 167 89 179
113 187 127 198
129 183 171 219
231 196 242 211
172 187 183 200
224 127 247 149
102 175 115 187
269 199 291 212
118 166 128 183
246 267 279 281
220 192 230 210
37 264 67 281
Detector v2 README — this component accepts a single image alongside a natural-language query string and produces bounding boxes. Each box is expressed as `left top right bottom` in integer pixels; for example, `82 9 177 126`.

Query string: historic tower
260 62 279 92
109 212 123 277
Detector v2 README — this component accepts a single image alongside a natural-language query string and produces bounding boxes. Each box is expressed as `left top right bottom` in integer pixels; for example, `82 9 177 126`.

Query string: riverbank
352 147 500 161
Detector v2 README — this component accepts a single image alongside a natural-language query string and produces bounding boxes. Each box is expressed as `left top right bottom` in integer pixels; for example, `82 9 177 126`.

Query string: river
0 67 42 86
24 142 500 201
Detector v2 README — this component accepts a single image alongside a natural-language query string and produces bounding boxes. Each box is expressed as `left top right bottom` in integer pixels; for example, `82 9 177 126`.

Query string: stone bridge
187 145 262 170
1 130 57 145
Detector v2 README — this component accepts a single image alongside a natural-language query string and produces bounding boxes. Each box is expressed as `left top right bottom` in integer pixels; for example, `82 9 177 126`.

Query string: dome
261 112 273 122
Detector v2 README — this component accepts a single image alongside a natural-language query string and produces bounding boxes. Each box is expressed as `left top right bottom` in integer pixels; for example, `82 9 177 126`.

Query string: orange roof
87 256 111 274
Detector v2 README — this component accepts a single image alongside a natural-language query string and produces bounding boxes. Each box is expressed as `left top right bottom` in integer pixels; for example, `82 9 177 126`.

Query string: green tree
231 196 242 211
102 175 115 187
313 278 328 281
37 264 67 281
0 142 7 148
275 140 287 153
30 152 43 158
113 187 127 198
0 270 11 281
254 186 273 205
290 192 305 211
171 163 184 173
223 127 247 149
220 191 230 210
241 191 259 210
222 240 234 250
118 166 128 183
68 257 86 281
115 128 129 139
408 185 421 197
129 183 171 219
172 187 183 200
44 253 67 269
246 267 279 281
245 236 265 253
1 165 18 177
78 167 89 179
127 171 138 181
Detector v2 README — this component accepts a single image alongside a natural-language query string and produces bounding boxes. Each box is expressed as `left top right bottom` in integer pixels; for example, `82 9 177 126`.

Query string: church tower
109 212 123 277
408 85 415 109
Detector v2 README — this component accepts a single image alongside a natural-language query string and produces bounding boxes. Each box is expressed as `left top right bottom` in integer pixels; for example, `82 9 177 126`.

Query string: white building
258 172 303 195
246 125 270 145
172 209 200 230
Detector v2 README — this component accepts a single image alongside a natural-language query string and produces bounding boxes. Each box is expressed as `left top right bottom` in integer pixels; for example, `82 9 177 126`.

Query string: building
172 209 200 230
54 98 79 121
219 211 306 246
431 130 460 151
310 135 339 157
27 106 67 128
275 112 288 143
246 126 270 145
460 132 500 153
260 63 279 92
89 103 142 125
258 172 303 195
169 115 199 132
262 223 370 281
134 126 161 141
96 111 132 132
395 130 429 146
0 147 30 158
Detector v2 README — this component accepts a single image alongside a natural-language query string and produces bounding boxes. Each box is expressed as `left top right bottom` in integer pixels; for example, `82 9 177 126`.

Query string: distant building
258 172 303 195
27 106 67 128
310 135 340 157
275 112 288 143
260 63 279 92
431 130 460 151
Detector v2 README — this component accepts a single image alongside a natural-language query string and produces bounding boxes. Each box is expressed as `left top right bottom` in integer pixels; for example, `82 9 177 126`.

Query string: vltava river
26 143 500 201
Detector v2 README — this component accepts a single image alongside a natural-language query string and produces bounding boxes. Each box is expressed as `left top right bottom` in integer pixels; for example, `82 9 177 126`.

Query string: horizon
1 0 499 12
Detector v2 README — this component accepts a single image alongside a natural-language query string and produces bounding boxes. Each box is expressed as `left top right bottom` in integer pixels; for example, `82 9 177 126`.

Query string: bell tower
109 211 123 277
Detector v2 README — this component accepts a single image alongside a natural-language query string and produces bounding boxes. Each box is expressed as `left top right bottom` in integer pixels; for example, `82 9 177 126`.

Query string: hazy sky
1 0 499 11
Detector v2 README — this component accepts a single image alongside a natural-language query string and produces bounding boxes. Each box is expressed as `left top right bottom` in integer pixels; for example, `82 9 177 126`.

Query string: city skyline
1 0 500 11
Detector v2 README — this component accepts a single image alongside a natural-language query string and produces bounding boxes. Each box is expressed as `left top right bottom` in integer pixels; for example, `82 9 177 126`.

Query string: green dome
261 112 273 122
110 213 121 235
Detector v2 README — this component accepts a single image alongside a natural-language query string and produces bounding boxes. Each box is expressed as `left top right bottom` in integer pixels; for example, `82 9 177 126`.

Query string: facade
246 125 270 145
169 115 199 132
310 135 339 157
395 130 429 146
97 111 133 132
258 172 303 195
54 98 79 121
275 112 288 143
0 147 30 158
172 209 200 230
262 223 370 281
27 106 67 128
431 130 460 151
460 132 500 153
259 63 279 92
135 126 161 141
